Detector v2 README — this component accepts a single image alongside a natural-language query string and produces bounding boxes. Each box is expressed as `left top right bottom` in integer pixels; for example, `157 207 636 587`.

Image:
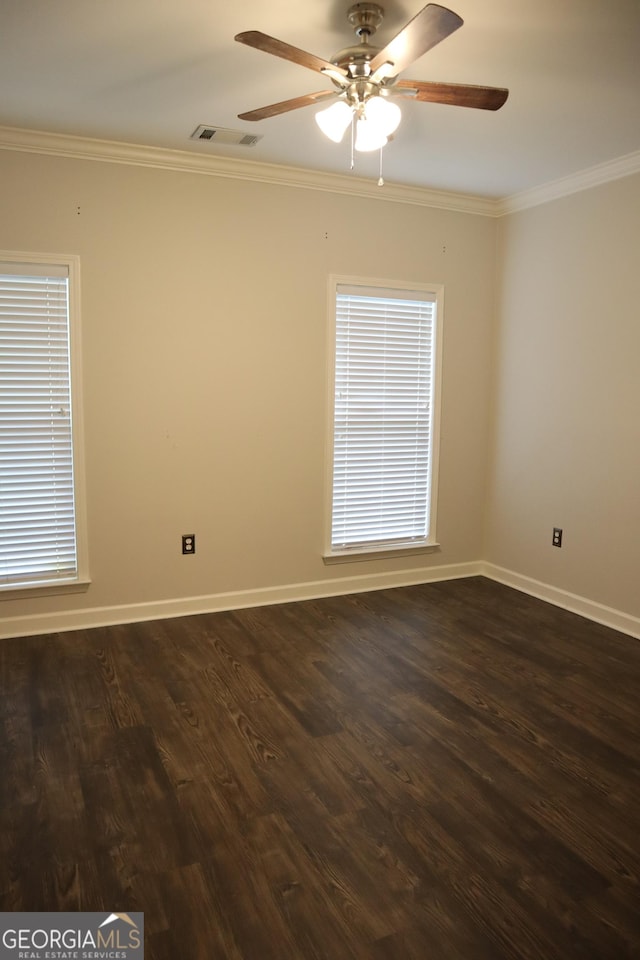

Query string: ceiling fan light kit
235 2 509 180
315 94 401 151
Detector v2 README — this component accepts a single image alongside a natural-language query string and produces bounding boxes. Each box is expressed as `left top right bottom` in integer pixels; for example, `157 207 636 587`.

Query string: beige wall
487 172 640 618
0 150 496 628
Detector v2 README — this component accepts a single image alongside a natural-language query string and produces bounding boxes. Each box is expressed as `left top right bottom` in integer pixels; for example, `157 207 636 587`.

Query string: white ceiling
1 0 639 199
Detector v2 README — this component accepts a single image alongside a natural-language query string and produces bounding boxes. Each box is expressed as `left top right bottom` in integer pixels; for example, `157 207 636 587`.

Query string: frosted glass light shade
365 96 401 137
315 100 353 143
354 118 388 152
354 96 402 152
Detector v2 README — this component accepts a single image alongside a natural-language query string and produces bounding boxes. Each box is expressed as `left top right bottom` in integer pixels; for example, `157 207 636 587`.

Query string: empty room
1 1 639 958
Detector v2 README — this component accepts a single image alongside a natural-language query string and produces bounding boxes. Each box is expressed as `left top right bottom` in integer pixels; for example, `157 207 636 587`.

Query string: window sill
0 578 91 601
324 542 440 564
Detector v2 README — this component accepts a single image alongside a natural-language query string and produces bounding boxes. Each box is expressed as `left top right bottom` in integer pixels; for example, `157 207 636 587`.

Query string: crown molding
0 124 498 217
3 124 637 219
498 149 640 216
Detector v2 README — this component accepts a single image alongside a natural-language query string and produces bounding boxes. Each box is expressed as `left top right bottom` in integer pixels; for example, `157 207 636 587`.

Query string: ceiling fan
234 3 508 156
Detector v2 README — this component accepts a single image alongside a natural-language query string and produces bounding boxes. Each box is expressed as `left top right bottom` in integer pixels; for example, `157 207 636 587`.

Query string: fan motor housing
331 43 379 71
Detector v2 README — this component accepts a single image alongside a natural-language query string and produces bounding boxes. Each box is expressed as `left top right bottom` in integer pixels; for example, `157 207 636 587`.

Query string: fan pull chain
378 145 384 186
350 114 355 170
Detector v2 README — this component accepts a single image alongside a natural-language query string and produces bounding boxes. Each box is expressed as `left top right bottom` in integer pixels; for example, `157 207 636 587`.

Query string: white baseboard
3 560 638 642
481 562 640 640
0 561 482 640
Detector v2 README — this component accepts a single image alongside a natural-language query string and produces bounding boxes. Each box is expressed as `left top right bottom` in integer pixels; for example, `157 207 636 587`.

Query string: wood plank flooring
1 576 639 958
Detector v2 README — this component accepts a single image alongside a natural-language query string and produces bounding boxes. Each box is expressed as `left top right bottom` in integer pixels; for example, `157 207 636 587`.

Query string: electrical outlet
552 527 563 548
182 534 195 555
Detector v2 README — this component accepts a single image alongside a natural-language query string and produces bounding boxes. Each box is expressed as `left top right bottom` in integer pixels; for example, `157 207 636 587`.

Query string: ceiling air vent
190 125 262 147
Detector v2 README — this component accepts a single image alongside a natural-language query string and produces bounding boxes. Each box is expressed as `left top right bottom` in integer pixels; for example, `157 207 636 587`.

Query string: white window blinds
330 284 439 553
0 261 80 587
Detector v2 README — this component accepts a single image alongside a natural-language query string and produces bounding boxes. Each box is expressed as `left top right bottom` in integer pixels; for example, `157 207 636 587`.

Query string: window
326 278 442 557
0 252 88 592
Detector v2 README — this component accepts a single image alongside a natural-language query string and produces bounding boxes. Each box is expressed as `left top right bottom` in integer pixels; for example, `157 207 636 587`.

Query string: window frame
324 274 444 561
0 250 89 596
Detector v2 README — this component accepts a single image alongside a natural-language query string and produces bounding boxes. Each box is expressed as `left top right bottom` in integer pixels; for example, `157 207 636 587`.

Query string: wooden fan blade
369 4 463 76
238 90 337 122
235 31 348 79
395 79 509 110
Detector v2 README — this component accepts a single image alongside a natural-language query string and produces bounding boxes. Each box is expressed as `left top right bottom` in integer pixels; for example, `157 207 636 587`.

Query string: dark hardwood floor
1 576 639 959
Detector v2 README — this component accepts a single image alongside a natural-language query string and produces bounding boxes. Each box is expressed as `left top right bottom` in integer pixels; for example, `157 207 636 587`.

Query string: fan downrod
331 3 385 73
347 3 384 40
